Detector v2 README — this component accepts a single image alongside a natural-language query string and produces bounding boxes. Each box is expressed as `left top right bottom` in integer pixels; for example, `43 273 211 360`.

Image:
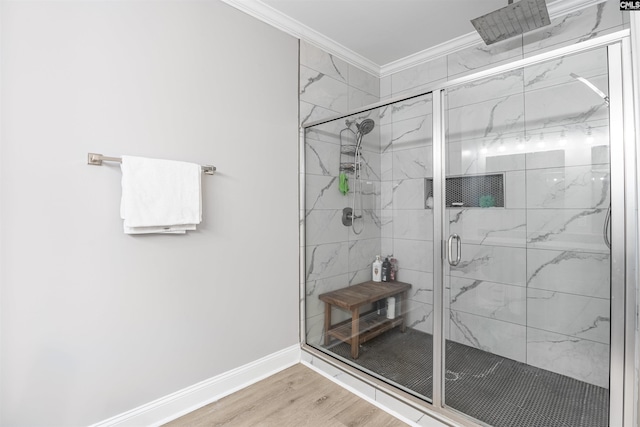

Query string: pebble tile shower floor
327 328 608 427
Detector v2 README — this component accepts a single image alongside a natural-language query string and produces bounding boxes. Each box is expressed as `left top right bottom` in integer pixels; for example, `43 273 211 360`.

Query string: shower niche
424 173 505 209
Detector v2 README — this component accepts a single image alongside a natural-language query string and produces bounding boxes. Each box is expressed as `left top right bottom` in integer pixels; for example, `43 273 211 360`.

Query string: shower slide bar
87 153 217 175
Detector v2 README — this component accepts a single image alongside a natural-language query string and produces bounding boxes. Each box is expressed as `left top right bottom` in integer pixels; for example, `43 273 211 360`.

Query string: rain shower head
471 0 551 45
356 119 375 136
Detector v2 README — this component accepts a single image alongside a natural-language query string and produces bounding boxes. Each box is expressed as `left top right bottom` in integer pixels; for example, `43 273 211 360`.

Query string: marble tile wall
379 92 435 336
300 41 381 346
380 0 624 388
302 0 625 388
443 59 610 387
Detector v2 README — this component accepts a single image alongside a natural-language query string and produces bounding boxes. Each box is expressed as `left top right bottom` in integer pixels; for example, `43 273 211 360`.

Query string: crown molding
222 0 609 79
379 31 482 78
219 0 380 76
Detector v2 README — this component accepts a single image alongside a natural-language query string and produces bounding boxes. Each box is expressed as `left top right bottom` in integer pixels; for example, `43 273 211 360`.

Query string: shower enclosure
302 33 636 427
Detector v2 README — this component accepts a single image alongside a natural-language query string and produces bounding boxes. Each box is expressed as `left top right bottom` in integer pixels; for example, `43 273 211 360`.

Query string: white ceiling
221 0 601 76
261 0 508 66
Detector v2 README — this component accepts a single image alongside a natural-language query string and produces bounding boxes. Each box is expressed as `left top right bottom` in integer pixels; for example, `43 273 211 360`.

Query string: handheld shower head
356 119 375 136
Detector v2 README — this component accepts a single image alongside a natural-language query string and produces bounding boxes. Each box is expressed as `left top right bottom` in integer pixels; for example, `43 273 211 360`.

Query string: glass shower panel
304 93 435 401
442 47 611 426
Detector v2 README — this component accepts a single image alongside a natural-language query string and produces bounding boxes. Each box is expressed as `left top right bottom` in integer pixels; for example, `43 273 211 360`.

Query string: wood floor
163 363 409 427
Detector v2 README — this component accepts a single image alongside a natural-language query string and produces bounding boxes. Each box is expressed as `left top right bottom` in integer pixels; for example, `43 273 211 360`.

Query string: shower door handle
447 234 461 266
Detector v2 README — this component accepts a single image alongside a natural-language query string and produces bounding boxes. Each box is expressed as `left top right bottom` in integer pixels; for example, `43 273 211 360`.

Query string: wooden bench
318 281 411 359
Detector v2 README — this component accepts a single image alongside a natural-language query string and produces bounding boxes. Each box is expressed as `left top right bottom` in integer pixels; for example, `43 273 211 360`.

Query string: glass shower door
304 94 436 402
441 46 611 426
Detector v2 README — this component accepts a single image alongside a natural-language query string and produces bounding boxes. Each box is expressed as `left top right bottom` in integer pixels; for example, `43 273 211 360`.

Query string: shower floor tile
324 328 608 427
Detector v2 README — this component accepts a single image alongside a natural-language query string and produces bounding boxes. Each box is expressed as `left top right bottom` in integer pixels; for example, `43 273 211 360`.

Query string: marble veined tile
305 313 325 347
306 242 349 282
379 94 432 126
380 122 393 154
505 171 526 209
447 68 524 110
381 181 393 210
523 0 624 55
527 327 609 388
527 208 609 253
305 174 347 211
526 165 610 209
381 151 393 182
349 238 381 273
381 208 393 239
301 102 341 136
305 209 348 246
305 138 340 177
300 40 348 83
524 76 609 131
527 288 610 344
449 277 526 325
449 310 526 362
405 300 434 335
524 47 607 92
392 56 447 95
388 115 433 153
305 273 350 319
392 144 433 180
448 208 526 248
348 86 379 111
447 132 526 176
348 267 373 286
446 37 523 79
381 238 393 260
399 269 433 305
527 248 610 299
357 151 382 182
348 208 382 241
447 93 524 144
449 244 527 286
393 209 434 242
391 178 425 210
393 238 433 273
524 121 610 168
300 65 348 114
348 64 380 97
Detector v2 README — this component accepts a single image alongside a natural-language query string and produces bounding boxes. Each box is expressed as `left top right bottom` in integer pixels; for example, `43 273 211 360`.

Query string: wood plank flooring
163 363 409 427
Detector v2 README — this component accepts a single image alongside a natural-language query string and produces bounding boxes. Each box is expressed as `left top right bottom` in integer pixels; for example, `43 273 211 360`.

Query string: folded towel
339 172 349 195
122 224 197 235
120 156 202 234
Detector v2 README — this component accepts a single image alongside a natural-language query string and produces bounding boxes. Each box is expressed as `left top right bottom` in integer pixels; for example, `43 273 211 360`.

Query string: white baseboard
91 344 301 427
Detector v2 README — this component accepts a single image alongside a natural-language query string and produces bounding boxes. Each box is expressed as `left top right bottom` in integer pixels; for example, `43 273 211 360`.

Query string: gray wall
0 1 299 425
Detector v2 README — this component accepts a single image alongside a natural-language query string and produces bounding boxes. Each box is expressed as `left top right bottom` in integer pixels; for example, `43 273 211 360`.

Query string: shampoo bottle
381 257 391 282
372 255 382 282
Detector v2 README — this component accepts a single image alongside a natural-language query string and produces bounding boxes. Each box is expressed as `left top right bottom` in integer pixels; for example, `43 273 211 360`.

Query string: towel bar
87 153 216 175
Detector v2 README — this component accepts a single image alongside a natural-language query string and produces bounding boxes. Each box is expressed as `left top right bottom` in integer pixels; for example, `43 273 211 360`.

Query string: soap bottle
381 257 391 282
389 257 397 281
372 255 382 282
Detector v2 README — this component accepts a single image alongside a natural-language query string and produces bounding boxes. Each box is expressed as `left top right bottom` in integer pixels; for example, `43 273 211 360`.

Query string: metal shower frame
299 29 637 427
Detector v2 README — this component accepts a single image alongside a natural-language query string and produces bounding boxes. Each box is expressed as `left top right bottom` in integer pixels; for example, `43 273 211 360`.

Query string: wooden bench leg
351 307 360 359
324 302 331 346
400 291 407 333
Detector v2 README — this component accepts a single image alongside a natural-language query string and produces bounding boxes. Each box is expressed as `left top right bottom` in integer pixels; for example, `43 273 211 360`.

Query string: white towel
120 155 202 234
